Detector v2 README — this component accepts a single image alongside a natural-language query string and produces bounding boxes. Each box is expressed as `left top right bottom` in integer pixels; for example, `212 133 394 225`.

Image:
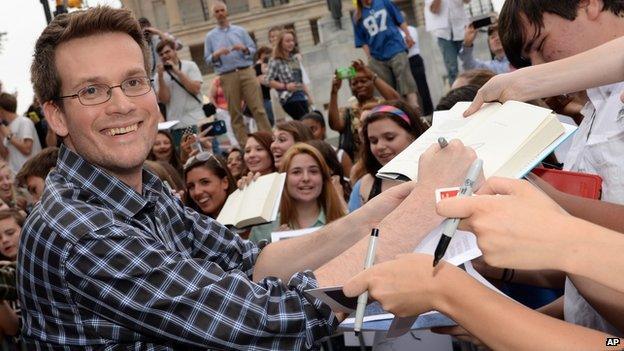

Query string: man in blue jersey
353 0 420 110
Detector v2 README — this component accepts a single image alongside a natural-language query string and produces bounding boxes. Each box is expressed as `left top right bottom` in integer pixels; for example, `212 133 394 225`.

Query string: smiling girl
249 143 346 244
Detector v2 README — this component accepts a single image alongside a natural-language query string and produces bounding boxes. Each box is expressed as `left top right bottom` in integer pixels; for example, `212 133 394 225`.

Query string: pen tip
432 258 439 267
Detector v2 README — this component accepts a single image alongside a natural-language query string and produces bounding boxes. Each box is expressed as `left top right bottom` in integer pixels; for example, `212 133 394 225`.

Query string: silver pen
353 228 379 335
433 159 483 266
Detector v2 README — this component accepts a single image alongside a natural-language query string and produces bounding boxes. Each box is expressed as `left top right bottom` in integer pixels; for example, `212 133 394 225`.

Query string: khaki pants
220 67 272 146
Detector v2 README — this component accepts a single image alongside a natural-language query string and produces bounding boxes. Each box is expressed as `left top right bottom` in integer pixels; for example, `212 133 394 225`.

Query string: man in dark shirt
20 6 477 350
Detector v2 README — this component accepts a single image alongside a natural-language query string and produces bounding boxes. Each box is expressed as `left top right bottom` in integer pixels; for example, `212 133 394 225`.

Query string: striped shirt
18 145 336 350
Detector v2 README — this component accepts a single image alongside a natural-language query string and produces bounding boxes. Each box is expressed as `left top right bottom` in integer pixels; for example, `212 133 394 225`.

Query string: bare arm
8 136 33 156
537 296 565 319
362 44 371 58
255 140 478 285
429 0 442 14
157 70 171 104
328 75 345 132
466 36 624 115
527 173 624 233
345 255 621 351
374 75 401 101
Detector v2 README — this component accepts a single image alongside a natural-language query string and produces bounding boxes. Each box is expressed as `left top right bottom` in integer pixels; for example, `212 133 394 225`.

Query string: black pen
433 159 483 266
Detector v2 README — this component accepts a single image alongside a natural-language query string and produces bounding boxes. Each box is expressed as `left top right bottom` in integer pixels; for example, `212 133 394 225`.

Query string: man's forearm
314 184 442 287
253 212 369 282
177 70 202 95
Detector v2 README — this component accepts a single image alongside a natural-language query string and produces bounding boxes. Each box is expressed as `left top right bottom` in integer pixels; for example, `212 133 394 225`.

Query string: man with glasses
21 6 478 350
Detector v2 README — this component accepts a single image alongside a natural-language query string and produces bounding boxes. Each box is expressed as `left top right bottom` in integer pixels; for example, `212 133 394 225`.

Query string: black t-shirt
254 63 271 100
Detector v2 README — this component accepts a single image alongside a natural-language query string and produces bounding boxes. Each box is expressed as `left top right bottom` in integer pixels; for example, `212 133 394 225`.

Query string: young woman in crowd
301 111 353 177
148 130 182 174
0 162 27 212
249 143 346 244
184 154 236 219
0 209 25 345
306 139 352 206
241 131 276 184
349 100 428 211
226 148 246 181
265 29 313 120
270 120 314 170
328 60 401 161
144 160 185 197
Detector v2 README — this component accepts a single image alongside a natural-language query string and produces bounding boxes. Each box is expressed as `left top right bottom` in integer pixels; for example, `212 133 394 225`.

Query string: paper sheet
270 227 320 242
158 120 179 130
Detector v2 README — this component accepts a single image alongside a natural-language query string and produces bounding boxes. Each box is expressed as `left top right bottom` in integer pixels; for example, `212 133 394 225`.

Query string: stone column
165 0 183 27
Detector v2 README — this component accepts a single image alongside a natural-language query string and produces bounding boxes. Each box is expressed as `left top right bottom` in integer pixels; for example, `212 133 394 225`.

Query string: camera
164 63 173 70
470 15 493 29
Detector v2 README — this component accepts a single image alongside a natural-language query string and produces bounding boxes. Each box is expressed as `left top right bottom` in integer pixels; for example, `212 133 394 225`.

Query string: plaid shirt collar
55 144 162 218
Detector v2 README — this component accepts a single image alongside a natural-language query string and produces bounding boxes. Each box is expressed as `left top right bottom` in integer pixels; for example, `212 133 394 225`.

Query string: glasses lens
122 77 152 97
78 84 110 105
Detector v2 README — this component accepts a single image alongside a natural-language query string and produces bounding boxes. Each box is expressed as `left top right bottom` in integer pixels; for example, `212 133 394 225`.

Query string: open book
216 172 286 228
377 101 577 181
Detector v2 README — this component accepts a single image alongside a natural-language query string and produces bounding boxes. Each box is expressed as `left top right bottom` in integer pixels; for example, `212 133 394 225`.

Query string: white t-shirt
401 25 421 57
154 60 205 129
424 0 469 41
3 116 42 174
562 82 624 336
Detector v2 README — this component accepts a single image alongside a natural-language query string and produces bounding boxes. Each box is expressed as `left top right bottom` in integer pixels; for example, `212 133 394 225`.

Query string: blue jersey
353 0 406 61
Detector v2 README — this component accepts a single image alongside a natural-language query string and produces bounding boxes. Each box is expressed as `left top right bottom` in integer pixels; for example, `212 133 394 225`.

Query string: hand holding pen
433 157 483 266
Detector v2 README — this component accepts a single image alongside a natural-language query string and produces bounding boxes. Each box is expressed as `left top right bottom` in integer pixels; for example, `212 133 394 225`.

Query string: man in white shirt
498 0 624 336
0 93 42 175
154 39 205 148
424 0 470 85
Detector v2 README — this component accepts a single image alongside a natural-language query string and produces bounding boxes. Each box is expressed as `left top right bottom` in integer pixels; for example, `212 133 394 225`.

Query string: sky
0 0 122 114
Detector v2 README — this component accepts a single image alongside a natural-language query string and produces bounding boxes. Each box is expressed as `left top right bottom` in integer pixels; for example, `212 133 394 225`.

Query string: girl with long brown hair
249 143 346 244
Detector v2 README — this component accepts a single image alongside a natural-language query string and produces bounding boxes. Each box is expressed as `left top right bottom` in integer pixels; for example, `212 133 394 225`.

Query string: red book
532 167 602 199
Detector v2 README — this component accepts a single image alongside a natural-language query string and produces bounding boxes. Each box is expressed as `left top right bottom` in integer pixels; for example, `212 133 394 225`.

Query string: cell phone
200 120 227 136
471 15 493 29
336 67 356 80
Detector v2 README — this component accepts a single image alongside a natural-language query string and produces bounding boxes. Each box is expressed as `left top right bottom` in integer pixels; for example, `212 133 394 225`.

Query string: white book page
216 190 243 226
459 101 554 177
270 226 320 242
378 102 501 181
413 222 482 266
241 173 281 221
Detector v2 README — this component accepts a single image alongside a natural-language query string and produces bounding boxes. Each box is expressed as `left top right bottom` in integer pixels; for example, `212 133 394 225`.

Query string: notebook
216 172 286 228
377 101 577 181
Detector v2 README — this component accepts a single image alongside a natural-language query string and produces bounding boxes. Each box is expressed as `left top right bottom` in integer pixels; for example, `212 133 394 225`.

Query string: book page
216 190 243 226
271 226 320 242
377 102 501 181
459 101 556 177
237 173 284 227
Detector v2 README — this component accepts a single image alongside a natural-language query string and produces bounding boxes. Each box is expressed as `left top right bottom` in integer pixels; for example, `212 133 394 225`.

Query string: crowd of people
0 0 623 350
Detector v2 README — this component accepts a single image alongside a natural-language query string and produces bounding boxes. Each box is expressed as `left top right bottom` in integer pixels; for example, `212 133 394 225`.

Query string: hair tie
369 105 411 126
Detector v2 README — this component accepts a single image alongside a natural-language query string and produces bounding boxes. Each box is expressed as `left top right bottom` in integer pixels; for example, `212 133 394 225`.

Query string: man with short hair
0 92 42 174
496 0 624 336
204 1 272 146
155 39 204 147
21 6 475 349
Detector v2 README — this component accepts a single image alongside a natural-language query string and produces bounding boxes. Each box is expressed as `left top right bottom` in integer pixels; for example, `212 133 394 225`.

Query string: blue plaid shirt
17 145 336 350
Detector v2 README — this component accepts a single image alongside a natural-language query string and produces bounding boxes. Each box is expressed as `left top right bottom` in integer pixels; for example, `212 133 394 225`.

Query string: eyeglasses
55 77 153 106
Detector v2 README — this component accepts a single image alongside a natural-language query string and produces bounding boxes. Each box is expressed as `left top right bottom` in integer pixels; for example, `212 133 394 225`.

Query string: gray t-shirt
154 60 204 129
